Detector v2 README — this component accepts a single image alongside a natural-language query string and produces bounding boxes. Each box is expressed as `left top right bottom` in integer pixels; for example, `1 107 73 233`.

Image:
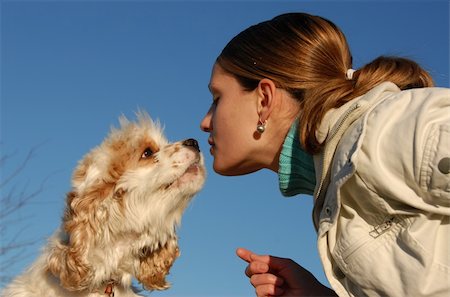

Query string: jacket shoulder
353 85 450 215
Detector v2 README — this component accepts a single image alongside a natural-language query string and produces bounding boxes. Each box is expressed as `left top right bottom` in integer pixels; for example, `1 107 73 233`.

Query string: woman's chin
213 161 260 176
212 163 234 176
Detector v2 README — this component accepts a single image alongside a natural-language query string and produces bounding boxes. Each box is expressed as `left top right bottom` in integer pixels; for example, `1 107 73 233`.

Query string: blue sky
1 0 448 296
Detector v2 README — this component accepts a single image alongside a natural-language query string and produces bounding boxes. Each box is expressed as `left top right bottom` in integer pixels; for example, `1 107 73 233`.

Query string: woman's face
200 64 262 176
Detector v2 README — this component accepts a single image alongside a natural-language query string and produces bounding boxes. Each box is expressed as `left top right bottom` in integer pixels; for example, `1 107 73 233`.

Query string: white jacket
313 82 450 297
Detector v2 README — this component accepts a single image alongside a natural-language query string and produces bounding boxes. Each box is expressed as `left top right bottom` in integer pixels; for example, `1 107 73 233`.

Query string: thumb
236 247 254 263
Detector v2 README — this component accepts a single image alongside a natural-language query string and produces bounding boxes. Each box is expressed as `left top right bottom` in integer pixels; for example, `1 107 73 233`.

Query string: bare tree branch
0 144 49 285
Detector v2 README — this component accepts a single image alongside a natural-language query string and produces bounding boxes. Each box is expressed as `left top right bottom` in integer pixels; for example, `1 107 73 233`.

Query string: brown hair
216 13 434 153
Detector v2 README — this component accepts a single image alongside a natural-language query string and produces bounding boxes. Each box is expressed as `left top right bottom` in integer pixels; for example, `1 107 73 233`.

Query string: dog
2 112 206 297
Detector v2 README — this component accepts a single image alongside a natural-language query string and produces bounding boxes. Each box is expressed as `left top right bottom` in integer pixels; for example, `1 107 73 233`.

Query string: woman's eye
141 148 153 159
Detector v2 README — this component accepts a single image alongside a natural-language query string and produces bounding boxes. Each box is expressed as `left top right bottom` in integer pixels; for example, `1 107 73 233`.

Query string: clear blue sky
1 1 448 296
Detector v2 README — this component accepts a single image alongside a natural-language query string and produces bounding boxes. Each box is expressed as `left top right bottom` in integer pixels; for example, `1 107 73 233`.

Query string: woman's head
201 12 434 175
202 13 351 175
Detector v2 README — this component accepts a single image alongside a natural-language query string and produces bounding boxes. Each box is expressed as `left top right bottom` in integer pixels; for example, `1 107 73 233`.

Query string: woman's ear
256 78 278 122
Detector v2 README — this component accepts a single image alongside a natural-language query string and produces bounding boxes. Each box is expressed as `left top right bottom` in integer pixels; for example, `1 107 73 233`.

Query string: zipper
327 103 361 142
339 216 397 262
315 102 361 201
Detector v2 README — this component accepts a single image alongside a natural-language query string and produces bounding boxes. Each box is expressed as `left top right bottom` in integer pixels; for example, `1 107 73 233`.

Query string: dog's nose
182 138 200 152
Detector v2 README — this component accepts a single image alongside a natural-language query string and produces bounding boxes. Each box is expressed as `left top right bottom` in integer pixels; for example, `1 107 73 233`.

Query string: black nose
182 138 200 152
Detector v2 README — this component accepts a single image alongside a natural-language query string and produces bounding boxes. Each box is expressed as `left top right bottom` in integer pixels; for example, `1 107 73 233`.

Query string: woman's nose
200 109 213 132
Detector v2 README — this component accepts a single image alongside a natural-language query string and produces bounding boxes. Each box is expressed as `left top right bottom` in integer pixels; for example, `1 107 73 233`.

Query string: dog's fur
2 112 206 297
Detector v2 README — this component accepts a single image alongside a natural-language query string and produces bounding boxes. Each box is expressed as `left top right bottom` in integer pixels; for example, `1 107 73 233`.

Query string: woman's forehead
208 65 237 89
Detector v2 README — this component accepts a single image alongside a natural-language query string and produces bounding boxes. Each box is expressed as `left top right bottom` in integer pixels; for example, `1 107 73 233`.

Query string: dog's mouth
185 162 201 174
163 159 204 190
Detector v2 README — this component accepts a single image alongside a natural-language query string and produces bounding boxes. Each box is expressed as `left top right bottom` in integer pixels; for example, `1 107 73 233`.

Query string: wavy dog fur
2 112 206 297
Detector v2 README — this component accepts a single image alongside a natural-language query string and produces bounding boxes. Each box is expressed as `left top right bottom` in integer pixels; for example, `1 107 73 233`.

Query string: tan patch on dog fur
167 145 181 158
137 242 180 290
138 137 159 163
72 155 93 185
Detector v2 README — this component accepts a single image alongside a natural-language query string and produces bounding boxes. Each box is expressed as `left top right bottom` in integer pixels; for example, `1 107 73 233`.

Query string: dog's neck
85 280 117 297
102 280 116 297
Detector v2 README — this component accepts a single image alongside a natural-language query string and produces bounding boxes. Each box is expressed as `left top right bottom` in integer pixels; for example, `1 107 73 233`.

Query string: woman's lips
208 137 215 155
208 137 214 146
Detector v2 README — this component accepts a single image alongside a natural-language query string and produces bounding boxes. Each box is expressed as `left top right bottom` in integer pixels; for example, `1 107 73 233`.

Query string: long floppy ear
47 240 92 291
47 181 113 291
46 190 94 291
136 241 180 291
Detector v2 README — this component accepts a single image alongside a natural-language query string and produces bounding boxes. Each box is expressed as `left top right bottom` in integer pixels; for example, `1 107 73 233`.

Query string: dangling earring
256 118 267 134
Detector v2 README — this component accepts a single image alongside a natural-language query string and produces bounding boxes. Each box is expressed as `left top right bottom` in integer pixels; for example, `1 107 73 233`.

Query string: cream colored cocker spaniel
2 112 206 297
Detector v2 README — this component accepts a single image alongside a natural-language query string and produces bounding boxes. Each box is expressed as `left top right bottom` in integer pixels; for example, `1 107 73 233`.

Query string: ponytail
299 56 434 153
354 56 434 92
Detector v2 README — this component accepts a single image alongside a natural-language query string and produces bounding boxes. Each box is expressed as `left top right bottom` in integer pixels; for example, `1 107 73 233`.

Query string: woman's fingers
250 253 294 272
237 248 286 296
251 273 285 297
245 259 270 277
237 248 270 277
254 283 285 297
237 248 273 268
250 273 284 287
236 247 253 263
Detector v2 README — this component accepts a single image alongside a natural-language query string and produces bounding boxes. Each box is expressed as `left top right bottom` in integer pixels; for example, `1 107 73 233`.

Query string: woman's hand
236 248 337 297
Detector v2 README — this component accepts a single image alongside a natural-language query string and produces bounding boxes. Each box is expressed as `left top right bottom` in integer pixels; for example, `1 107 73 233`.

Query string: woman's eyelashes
212 96 220 107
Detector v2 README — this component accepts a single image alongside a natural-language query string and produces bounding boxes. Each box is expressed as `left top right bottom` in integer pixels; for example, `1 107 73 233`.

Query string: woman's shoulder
362 82 449 133
353 82 450 215
362 81 449 108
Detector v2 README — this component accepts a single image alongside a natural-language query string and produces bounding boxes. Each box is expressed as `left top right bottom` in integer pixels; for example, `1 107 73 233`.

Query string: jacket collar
312 82 401 230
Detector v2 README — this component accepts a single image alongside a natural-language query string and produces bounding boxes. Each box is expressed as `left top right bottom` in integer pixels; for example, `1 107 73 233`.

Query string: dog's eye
141 148 154 159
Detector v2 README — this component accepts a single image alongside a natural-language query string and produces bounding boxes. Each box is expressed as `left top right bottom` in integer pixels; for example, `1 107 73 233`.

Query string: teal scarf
278 121 316 196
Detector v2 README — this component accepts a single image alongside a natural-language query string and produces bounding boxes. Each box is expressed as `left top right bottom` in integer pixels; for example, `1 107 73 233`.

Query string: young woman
200 13 450 297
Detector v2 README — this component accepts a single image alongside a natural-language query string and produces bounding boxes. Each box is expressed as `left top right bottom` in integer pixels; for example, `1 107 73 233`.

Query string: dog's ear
136 241 180 291
47 191 94 291
47 184 112 291
47 239 92 291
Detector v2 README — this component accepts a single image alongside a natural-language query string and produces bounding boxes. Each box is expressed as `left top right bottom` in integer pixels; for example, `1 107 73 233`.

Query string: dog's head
47 112 205 292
